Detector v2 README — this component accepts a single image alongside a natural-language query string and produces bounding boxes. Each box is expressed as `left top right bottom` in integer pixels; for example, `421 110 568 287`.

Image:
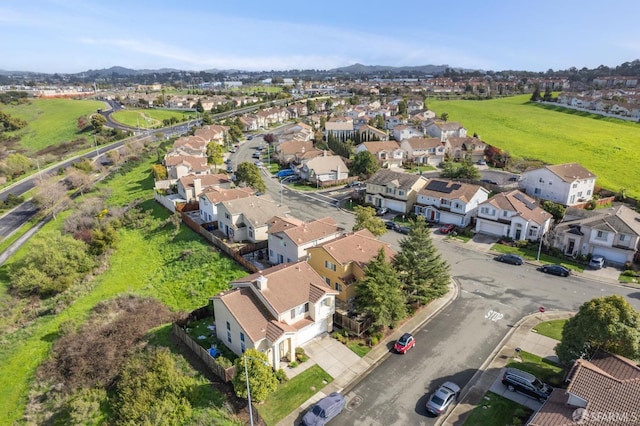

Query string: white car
589 255 605 269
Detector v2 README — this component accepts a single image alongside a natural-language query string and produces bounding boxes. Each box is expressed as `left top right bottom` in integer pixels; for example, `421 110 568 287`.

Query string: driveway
303 334 361 381
466 233 500 252
580 265 621 283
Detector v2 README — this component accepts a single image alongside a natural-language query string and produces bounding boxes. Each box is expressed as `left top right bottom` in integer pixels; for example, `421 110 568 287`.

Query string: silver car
426 381 460 416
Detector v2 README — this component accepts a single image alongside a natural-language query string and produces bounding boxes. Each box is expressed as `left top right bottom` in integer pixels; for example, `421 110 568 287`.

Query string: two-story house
448 137 486 163
475 190 552 241
299 153 349 186
164 155 209 180
519 163 597 207
399 137 448 166
198 187 254 224
364 169 428 213
276 140 319 166
392 124 423 141
306 229 396 303
414 179 490 227
217 195 290 243
423 121 467 141
324 117 354 142
267 217 344 265
354 141 404 169
552 205 640 265
176 173 233 203
173 135 208 156
211 262 338 369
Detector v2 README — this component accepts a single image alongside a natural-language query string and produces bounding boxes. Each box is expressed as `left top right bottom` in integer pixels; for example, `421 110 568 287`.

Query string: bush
585 200 597 210
515 240 529 249
215 356 232 368
274 369 288 383
295 347 309 363
624 261 634 271
288 361 299 368
370 335 379 346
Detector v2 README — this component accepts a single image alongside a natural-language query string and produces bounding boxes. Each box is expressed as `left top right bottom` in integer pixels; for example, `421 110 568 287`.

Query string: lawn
507 350 565 386
491 242 585 272
428 95 640 199
532 319 567 341
348 339 372 357
111 108 193 128
463 391 533 425
259 365 332 426
2 98 104 153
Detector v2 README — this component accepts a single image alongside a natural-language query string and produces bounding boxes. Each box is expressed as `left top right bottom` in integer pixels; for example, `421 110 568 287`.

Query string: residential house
164 155 209 180
276 140 318 166
519 163 597 206
177 173 232 203
211 262 338 369
392 124 424 141
194 124 229 145
238 115 259 132
299 153 349 186
217 195 290 243
364 169 428 213
528 351 640 426
385 115 406 130
414 179 490 227
423 121 467 141
448 137 486 163
355 141 404 169
173 135 208 156
198 187 254 224
475 190 552 241
267 217 344 265
306 229 396 303
356 124 388 142
399 137 448 166
324 117 355 141
552 204 640 265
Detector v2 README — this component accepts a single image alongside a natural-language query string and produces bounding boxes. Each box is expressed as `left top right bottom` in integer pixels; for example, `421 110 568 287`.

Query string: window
304 302 309 313
335 283 343 292
619 234 629 242
386 187 394 194
572 183 578 188
225 213 230 220
226 321 230 330
240 333 245 352
290 309 296 319
322 298 331 307
269 249 273 257
398 190 405 196
539 178 544 183
325 277 331 285
249 229 254 238
227 331 232 343
577 191 583 197
503 211 509 217
534 188 541 195
324 260 337 271
596 230 608 240
587 190 592 195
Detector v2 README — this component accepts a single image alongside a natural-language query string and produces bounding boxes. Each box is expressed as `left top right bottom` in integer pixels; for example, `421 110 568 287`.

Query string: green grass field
2 98 104 153
428 95 640 198
111 108 193 128
532 319 567 341
463 391 533 425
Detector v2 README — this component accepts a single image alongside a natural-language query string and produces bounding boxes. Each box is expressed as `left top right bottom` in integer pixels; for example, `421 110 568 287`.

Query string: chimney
255 275 268 290
193 178 202 196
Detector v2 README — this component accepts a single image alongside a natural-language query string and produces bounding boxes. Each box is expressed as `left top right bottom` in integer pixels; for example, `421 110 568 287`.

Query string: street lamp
34 158 43 183
536 230 545 261
243 354 271 426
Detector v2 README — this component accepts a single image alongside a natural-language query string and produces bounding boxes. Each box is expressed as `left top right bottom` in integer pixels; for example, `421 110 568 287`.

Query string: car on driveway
376 207 389 216
426 381 460 416
540 264 571 277
502 368 552 402
495 254 524 265
254 161 264 167
439 224 456 234
252 151 261 159
301 392 346 426
588 255 605 269
394 333 415 354
385 221 399 231
395 225 411 235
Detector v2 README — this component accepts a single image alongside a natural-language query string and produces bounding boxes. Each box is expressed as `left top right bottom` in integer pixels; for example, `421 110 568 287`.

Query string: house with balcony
552 204 640 265
414 179 490 227
364 169 428 213
198 187 254 224
211 262 338 369
306 229 396 303
267 217 344 265
475 190 552 241
519 163 597 206
217 195 290 243
354 141 404 169
399 137 448 166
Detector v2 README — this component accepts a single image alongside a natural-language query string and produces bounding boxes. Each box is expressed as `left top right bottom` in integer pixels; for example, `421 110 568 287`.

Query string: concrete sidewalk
277 279 460 426
440 310 574 426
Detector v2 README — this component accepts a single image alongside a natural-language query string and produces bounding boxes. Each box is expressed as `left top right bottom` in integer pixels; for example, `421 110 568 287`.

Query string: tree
195 99 204 113
65 168 93 195
3 153 32 178
440 112 449 122
439 158 457 178
556 295 640 364
206 142 224 171
263 133 276 145
355 248 407 330
33 177 70 220
371 114 385 130
530 85 541 102
457 156 481 180
393 216 450 305
201 112 213 125
231 349 278 403
234 162 266 193
352 205 386 237
350 151 379 178
543 86 553 102
91 113 106 133
541 201 566 221
397 99 408 116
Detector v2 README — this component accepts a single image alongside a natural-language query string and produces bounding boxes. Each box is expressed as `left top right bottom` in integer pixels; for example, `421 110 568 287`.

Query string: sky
2 0 640 74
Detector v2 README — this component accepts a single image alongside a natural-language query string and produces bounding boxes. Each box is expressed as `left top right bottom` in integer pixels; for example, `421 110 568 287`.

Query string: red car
439 224 456 234
394 333 415 354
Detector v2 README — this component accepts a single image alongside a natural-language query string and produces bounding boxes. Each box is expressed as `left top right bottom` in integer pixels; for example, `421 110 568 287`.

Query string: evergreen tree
530 85 541 102
351 151 380 178
355 248 407 330
393 216 450 305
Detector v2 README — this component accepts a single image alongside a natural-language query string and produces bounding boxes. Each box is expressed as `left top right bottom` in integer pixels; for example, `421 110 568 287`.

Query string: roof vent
255 275 268 290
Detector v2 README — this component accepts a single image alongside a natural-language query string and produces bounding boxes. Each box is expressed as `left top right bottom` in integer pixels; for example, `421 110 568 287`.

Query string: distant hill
81 66 183 77
330 63 454 74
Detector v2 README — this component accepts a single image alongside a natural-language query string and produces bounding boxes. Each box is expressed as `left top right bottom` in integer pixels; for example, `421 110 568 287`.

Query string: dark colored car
496 254 524 265
502 368 552 402
394 333 415 354
395 225 411 235
426 381 461 416
345 180 362 188
252 151 261 159
480 179 498 185
439 224 456 234
247 135 253 140
226 165 233 173
540 264 571 277
385 221 399 230
301 392 346 426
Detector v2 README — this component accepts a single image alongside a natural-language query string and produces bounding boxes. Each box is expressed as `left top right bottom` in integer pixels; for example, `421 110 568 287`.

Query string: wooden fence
333 312 372 336
172 323 236 382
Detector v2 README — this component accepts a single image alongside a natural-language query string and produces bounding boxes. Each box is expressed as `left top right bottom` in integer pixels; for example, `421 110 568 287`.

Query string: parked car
385 221 399 231
502 368 552 402
508 175 520 182
589 255 605 270
254 161 264 167
229 147 237 153
477 159 487 165
495 254 524 266
225 158 232 165
480 179 498 185
276 169 296 178
426 381 461 416
252 151 261 159
226 165 233 173
540 264 571 277
247 135 253 140
345 180 362 188
439 224 456 234
395 225 411 235
301 392 346 426
394 333 415 354
376 207 389 216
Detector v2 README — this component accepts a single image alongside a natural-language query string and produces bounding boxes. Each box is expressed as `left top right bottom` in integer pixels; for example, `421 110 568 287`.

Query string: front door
515 229 521 240
567 240 575 255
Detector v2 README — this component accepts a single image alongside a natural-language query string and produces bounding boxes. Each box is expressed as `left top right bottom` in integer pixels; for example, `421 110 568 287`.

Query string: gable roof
556 204 640 236
544 163 596 182
221 195 290 227
179 173 231 189
308 229 396 268
305 154 348 174
403 137 443 150
265 216 306 234
268 217 343 245
528 352 640 426
481 190 551 225
164 154 208 171
200 187 254 204
419 179 488 202
359 141 402 154
278 140 314 156
367 169 428 190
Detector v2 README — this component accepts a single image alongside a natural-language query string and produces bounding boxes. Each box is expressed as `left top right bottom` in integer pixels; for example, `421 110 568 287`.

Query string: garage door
592 247 628 265
297 319 326 345
385 200 406 213
476 220 507 237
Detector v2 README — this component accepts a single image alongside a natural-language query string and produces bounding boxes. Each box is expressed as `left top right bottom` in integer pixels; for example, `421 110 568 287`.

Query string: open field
111 108 194 128
2 98 104 153
428 95 640 198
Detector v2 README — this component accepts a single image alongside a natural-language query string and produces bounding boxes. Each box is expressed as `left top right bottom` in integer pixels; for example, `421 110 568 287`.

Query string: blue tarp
208 347 219 358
